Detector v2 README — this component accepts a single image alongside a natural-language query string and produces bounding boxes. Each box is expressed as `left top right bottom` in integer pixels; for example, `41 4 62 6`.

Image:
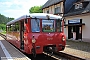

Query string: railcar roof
6 13 62 25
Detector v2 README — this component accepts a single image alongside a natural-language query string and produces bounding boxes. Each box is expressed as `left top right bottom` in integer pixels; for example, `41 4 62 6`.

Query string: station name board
69 19 80 24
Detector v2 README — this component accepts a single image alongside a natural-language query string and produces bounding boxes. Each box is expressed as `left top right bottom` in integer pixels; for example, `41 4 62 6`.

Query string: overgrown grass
0 24 6 34
1 31 6 34
0 31 6 34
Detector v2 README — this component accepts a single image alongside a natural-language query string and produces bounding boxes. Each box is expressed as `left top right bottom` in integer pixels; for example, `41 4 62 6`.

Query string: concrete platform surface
61 40 90 60
0 36 30 60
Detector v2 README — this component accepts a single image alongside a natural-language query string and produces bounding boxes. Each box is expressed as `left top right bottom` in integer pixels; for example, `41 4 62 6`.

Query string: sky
0 0 48 18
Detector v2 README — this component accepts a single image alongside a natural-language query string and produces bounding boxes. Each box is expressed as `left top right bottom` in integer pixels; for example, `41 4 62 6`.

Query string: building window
55 7 60 14
79 3 83 8
75 3 83 9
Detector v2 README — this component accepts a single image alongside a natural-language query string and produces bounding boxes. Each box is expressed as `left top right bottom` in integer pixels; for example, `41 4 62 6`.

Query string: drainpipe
62 0 66 33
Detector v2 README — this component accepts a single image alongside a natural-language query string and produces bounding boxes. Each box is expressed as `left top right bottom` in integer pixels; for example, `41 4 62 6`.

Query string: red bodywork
26 32 66 54
6 18 66 54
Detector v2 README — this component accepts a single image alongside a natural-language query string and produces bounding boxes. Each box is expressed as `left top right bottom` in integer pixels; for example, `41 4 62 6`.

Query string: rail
43 49 86 60
0 33 6 39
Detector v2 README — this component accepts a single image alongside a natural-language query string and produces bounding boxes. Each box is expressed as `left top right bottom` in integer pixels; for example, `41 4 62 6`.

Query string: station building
42 0 90 42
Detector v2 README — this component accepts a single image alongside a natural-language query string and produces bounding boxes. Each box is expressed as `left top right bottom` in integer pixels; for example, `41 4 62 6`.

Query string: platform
0 36 30 60
61 40 90 60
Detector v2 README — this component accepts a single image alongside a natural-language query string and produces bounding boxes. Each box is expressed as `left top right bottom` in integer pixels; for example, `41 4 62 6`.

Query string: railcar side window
15 22 19 32
10 24 15 31
31 19 40 32
6 25 10 32
42 20 55 32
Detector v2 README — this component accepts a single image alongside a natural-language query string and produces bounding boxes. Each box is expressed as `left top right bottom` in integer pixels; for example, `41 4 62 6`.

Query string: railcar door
20 20 24 50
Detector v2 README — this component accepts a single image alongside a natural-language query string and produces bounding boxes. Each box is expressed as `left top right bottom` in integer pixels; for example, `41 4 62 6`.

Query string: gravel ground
61 40 90 60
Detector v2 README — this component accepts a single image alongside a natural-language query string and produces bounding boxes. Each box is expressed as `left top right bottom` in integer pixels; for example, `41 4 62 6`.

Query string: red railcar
6 13 66 56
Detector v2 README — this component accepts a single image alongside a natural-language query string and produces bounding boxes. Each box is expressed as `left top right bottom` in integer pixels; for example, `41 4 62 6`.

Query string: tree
0 14 14 24
29 6 43 13
0 13 14 31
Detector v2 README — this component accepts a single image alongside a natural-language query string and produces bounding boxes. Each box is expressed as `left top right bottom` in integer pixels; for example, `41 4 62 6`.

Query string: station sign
69 19 80 24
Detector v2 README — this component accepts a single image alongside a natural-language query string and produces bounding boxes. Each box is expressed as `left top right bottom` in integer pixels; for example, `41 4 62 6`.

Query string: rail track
0 33 86 60
43 51 86 60
43 48 86 60
0 33 6 39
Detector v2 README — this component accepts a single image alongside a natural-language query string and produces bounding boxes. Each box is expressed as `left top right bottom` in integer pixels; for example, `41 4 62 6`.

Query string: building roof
42 0 90 17
42 0 63 9
64 0 78 13
64 0 90 17
84 0 90 1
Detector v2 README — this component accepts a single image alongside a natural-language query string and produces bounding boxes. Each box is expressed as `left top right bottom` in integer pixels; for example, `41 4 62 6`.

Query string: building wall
64 13 90 42
43 2 63 16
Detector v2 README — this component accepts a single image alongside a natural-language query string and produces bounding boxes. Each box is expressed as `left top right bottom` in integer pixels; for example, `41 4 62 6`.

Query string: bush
0 24 6 31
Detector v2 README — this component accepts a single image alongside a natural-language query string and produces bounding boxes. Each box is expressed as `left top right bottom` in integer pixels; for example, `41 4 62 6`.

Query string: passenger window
15 22 19 32
10 24 15 31
6 25 10 32
31 19 40 32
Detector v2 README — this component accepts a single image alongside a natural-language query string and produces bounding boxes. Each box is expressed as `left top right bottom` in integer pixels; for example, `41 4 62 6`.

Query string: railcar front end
27 17 66 54
28 32 66 54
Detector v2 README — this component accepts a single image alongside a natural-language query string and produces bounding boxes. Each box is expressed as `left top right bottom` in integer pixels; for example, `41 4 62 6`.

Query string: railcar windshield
42 19 62 32
31 19 62 32
31 19 40 32
42 20 55 32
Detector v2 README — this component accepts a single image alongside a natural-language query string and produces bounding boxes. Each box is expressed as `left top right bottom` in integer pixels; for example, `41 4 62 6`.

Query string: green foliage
1 31 6 34
0 24 6 31
0 13 14 31
29 6 43 13
0 14 14 24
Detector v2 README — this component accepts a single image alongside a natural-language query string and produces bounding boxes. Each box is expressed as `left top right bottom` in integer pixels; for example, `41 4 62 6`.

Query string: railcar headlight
62 36 65 41
32 39 36 43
